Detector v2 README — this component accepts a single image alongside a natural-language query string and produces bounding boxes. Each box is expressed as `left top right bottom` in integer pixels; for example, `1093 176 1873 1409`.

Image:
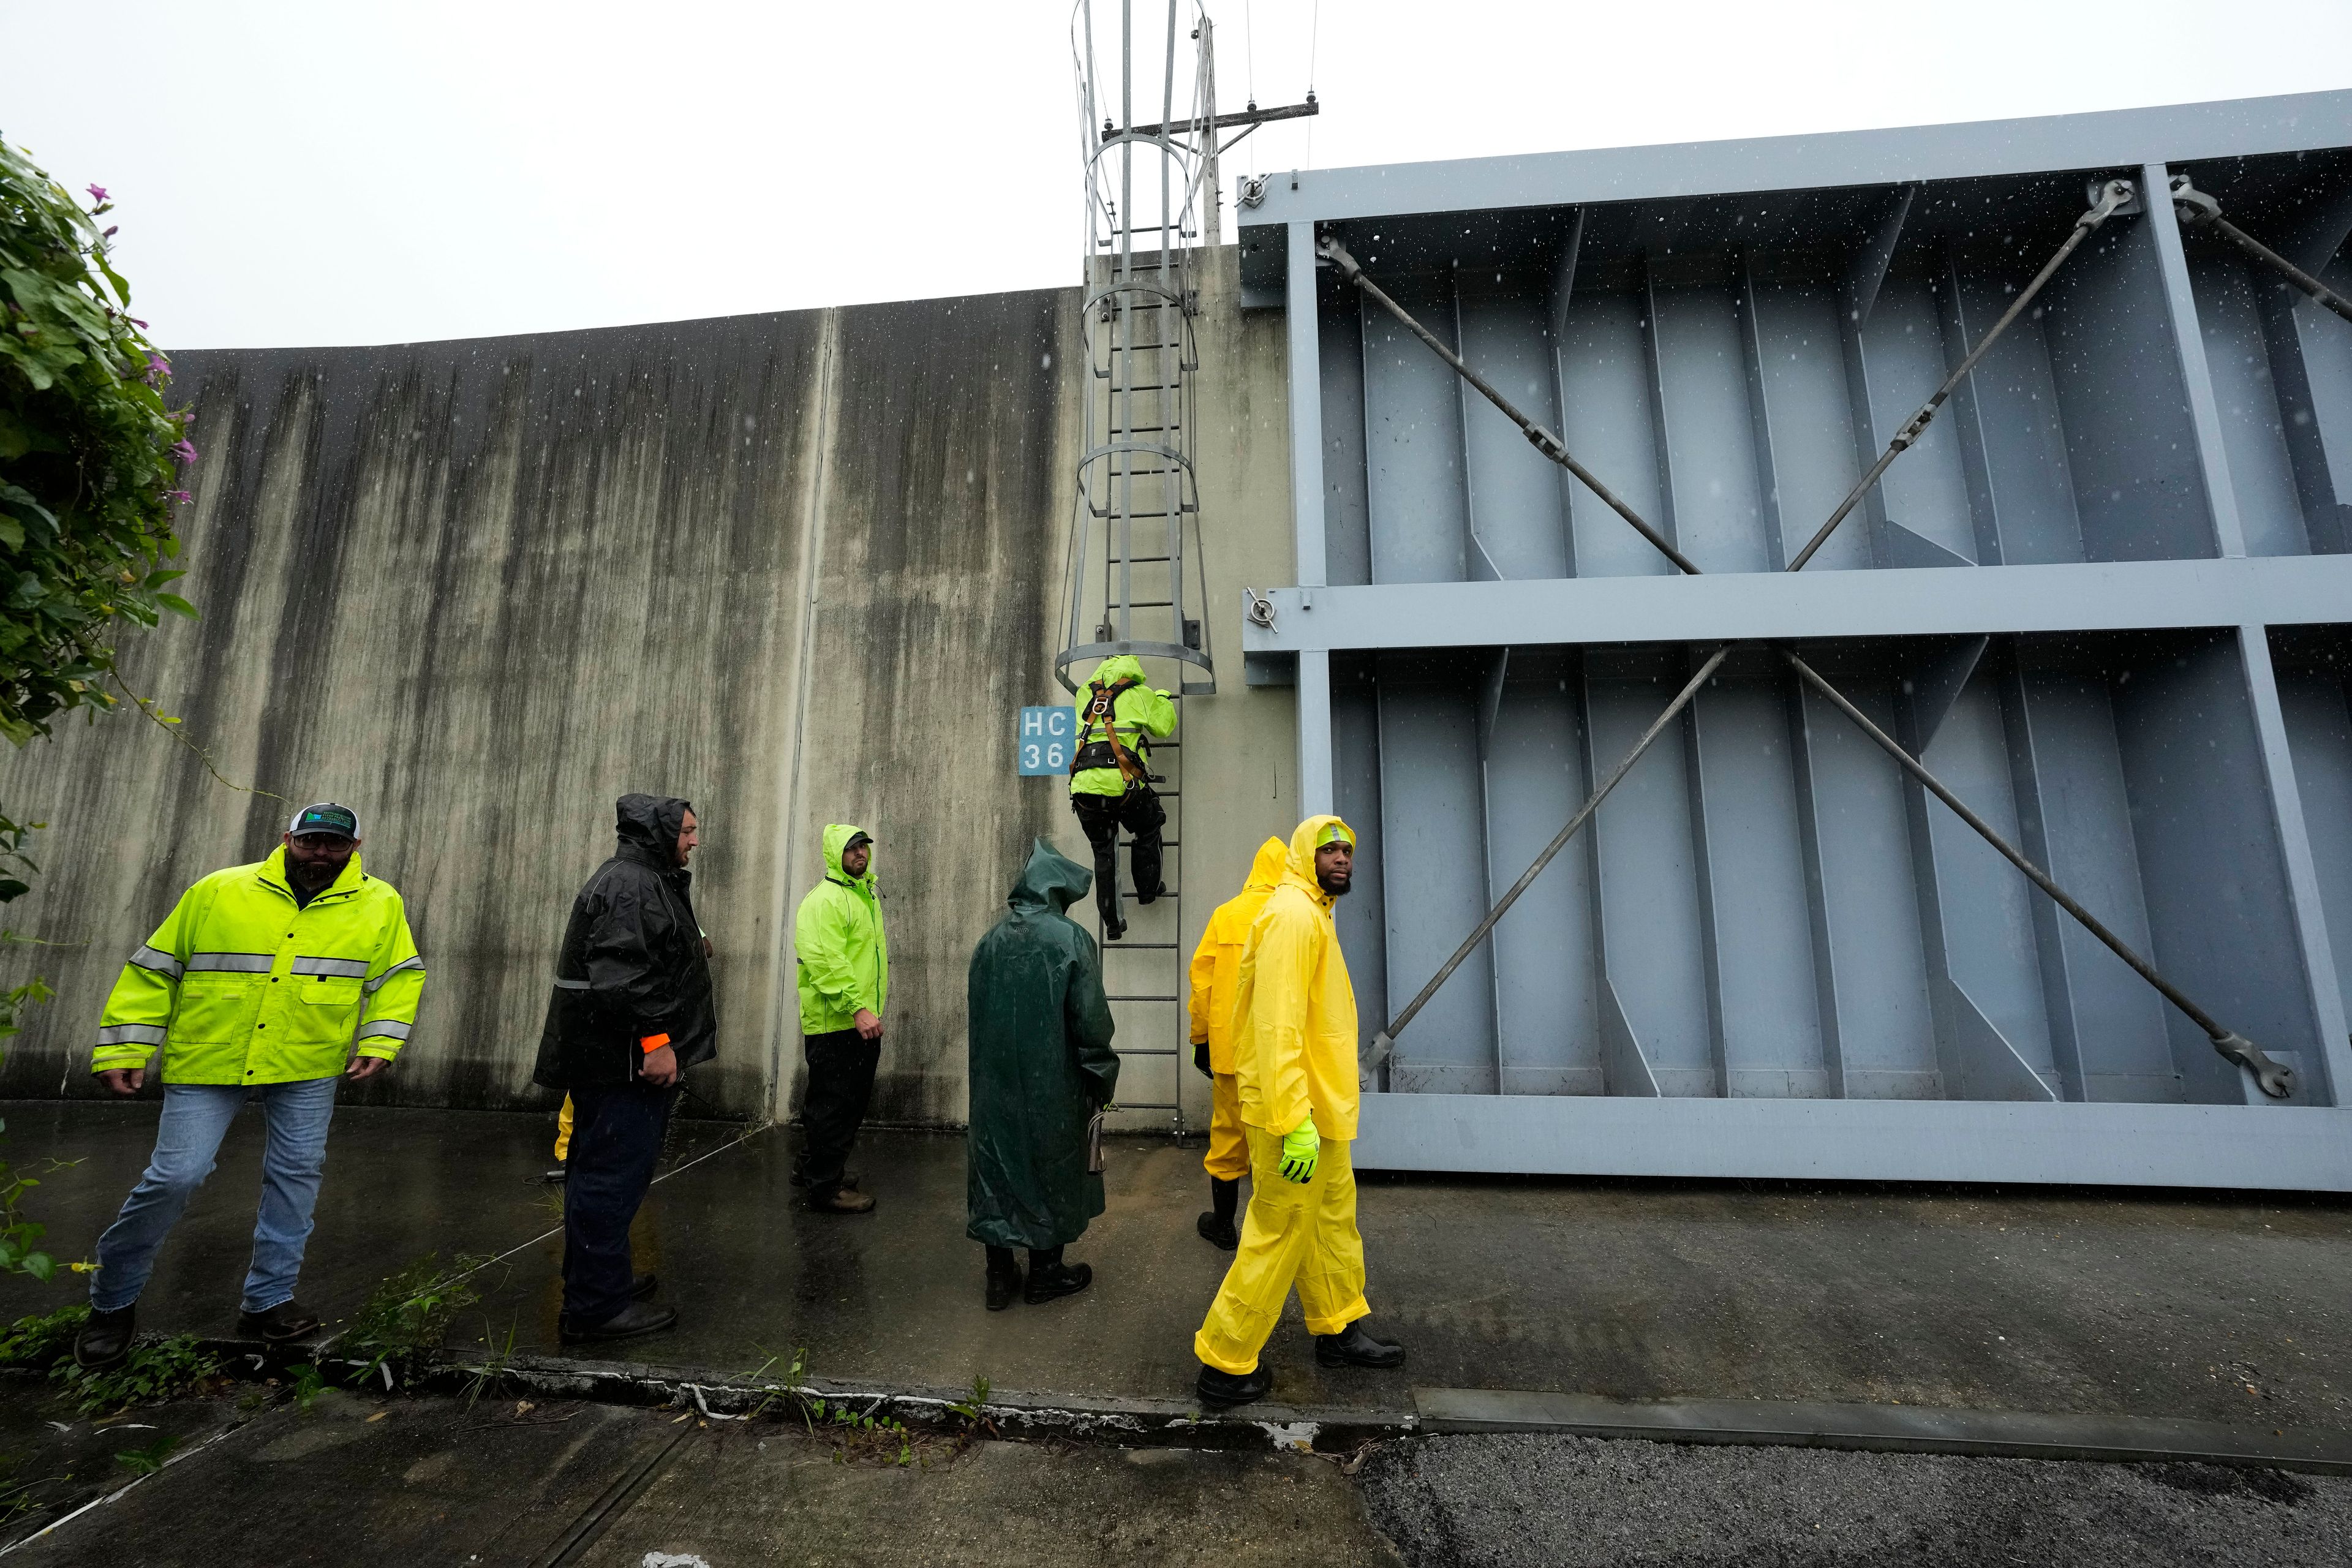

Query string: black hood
616 793 692 861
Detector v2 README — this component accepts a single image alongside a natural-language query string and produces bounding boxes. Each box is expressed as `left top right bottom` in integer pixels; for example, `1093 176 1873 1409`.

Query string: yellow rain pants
1193 1125 1368 1374
1205 1072 1248 1182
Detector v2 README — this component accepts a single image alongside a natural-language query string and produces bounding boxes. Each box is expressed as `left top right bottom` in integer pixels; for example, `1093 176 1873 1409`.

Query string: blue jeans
90 1077 341 1314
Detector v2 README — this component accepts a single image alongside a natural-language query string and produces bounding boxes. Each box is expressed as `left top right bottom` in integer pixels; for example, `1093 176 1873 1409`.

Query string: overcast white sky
8 1 2350 349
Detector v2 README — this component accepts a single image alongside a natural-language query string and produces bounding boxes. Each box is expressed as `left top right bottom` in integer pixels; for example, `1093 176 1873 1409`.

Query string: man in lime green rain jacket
74 803 425 1371
792 823 888 1213
1067 652 1176 940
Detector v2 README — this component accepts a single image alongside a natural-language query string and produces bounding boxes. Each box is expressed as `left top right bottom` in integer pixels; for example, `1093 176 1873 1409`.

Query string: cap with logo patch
287 802 360 840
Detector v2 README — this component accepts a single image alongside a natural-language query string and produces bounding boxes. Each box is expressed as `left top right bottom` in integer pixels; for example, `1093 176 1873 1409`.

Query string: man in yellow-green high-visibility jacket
792 823 888 1215
74 803 425 1371
1192 815 1406 1409
1067 653 1175 940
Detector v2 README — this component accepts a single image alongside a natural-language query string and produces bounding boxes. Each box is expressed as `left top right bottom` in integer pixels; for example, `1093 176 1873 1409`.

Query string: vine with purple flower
1 142 202 1280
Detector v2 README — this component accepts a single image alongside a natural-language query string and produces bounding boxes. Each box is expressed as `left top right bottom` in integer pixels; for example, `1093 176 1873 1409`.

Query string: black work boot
984 1246 1023 1312
1196 1177 1240 1251
630 1273 659 1301
560 1302 679 1344
1023 1247 1092 1305
1316 1321 1407 1369
238 1299 323 1345
74 1305 135 1370
1196 1362 1273 1409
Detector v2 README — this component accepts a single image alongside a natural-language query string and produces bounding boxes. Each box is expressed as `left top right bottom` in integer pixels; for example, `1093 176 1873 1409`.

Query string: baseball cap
288 802 360 840
1314 820 1356 850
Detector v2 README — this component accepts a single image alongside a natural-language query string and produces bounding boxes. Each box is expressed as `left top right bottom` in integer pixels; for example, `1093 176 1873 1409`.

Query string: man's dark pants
796 1028 880 1197
561 1080 677 1324
1070 785 1164 930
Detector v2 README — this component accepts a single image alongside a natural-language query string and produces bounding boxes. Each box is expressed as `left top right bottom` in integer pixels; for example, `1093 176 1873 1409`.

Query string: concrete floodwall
0 253 1300 1126
0 290 1074 1120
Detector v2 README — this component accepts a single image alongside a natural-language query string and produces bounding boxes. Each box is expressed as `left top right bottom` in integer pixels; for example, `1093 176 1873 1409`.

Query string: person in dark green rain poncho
966 839 1120 1311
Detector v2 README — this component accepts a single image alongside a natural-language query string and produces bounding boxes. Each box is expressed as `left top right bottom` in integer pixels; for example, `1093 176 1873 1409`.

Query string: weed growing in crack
342 1253 489 1390
51 1333 219 1416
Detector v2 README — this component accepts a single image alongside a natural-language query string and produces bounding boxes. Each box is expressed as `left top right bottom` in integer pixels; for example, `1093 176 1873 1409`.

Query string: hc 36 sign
1017 706 1075 776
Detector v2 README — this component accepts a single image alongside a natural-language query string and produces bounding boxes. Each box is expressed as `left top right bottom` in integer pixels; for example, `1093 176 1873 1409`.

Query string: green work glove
1278 1117 1321 1185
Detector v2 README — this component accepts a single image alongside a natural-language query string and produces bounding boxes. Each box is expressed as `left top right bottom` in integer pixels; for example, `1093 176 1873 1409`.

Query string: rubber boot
985 1246 1023 1311
1023 1245 1093 1305
1315 1320 1407 1369
1196 1177 1240 1251
1196 1362 1273 1409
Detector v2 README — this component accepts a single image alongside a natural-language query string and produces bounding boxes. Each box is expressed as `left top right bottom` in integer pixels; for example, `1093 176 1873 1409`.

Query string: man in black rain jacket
535 794 717 1343
966 839 1119 1310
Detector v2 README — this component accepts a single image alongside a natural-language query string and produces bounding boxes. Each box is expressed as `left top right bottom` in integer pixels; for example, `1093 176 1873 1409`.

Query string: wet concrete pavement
5 1102 2351 1432
0 1385 1400 1567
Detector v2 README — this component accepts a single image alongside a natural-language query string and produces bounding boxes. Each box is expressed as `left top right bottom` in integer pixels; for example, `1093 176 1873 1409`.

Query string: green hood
1009 837 1091 914
822 823 873 888
1087 654 1148 689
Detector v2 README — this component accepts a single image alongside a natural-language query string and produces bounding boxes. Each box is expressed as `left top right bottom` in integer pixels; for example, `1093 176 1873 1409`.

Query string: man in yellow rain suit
1185 836 1289 1251
1193 815 1406 1408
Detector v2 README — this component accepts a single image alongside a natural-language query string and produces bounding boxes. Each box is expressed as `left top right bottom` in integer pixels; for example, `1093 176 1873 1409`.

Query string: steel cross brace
1323 193 2296 1100
2171 176 2352 328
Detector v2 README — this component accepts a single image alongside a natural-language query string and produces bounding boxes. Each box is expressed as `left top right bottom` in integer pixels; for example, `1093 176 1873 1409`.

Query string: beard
1317 868 1352 897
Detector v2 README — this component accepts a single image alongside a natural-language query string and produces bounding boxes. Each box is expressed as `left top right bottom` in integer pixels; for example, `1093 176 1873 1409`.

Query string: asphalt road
1357 1431 2352 1567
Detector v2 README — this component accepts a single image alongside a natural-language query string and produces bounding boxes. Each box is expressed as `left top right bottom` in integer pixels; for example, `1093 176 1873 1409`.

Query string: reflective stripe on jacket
1186 836 1289 1075
1230 815 1361 1140
1068 654 1176 798
93 847 425 1085
794 823 888 1035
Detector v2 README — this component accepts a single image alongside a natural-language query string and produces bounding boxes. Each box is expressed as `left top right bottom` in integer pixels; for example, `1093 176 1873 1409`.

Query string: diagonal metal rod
2169 175 2352 328
1785 178 2136 571
1329 222 2296 1098
1323 237 1702 576
1783 650 2291 1098
1371 647 1728 1063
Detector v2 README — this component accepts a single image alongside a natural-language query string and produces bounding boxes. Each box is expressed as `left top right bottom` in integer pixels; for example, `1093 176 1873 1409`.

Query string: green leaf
96 253 131 307
154 593 196 619
19 1251 54 1281
0 516 21 551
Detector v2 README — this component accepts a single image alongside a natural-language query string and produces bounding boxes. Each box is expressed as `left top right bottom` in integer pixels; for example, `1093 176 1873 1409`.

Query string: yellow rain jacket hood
794 823 888 1035
1230 815 1361 1140
1186 836 1290 1075
93 846 426 1085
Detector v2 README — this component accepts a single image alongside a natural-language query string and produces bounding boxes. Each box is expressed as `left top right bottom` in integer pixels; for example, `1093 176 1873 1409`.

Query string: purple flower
129 316 149 330
87 184 109 203
143 352 170 384
166 489 192 505
171 439 198 464
103 225 118 239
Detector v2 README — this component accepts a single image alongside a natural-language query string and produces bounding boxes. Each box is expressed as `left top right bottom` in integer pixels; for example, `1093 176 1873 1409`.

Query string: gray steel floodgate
1240 91 2352 1186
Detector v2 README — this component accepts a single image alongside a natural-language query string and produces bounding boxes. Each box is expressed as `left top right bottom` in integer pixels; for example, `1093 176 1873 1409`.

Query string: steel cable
1331 209 2296 1098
